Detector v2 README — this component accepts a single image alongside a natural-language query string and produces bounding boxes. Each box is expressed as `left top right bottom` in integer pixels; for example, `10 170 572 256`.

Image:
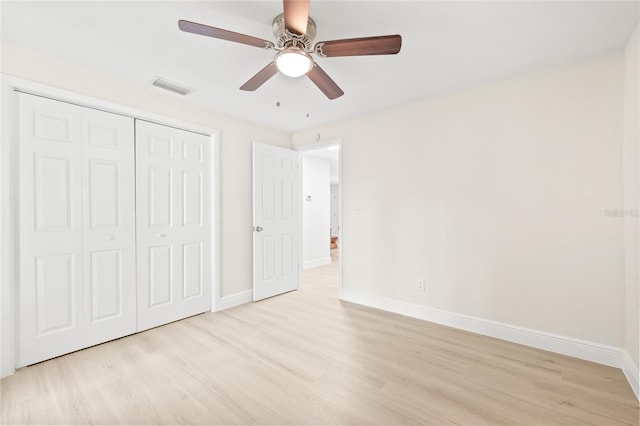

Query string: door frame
0 74 221 378
295 138 343 296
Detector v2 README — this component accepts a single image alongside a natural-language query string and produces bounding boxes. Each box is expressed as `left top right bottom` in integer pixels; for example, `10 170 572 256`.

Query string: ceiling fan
178 0 402 100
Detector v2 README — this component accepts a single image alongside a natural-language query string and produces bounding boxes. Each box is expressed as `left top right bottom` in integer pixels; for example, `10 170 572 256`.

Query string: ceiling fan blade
283 0 310 35
315 35 402 57
307 62 344 100
240 62 278 91
178 20 273 49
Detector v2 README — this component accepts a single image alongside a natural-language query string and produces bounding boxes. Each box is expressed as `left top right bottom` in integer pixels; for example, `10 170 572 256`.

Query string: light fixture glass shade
275 47 313 78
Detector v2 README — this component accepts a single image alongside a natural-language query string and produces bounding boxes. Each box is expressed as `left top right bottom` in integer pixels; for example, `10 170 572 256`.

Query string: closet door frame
0 75 221 378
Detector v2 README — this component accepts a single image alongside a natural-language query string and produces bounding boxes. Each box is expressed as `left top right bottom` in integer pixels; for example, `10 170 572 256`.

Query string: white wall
294 51 626 348
302 156 331 269
0 44 291 299
623 21 640 396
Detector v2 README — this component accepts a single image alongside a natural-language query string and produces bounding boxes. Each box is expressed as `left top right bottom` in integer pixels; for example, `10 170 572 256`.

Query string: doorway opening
297 140 342 299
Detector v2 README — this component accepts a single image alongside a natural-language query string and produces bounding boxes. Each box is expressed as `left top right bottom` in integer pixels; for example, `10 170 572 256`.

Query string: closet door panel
17 94 84 367
17 93 136 367
17 93 210 366
82 109 136 347
136 120 211 331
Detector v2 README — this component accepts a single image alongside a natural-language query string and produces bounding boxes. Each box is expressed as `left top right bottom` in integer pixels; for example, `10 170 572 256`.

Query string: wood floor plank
1 254 638 425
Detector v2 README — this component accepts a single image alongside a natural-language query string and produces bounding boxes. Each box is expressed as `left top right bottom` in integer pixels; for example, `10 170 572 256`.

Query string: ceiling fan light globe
275 48 313 78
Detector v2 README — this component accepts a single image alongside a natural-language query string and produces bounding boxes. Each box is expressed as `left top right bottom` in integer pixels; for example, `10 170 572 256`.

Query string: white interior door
253 142 300 301
17 93 136 367
135 120 211 331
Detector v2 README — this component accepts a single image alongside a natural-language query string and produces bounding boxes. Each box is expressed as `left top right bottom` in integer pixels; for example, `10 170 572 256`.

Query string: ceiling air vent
152 77 193 96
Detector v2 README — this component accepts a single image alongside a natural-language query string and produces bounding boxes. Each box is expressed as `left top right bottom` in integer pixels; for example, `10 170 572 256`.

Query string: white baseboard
340 288 623 368
214 290 252 311
303 256 331 270
622 350 640 400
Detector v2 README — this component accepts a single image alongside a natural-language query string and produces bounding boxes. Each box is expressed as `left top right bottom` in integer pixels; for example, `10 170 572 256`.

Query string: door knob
254 226 263 232
157 233 166 238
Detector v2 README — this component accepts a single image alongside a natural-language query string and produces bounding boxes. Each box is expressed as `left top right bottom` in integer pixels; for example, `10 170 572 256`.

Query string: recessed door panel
35 155 73 231
262 153 274 169
149 135 172 157
150 167 173 227
149 245 173 307
262 178 275 221
281 235 293 276
88 122 119 149
34 112 73 143
281 157 292 172
282 180 293 220
89 160 119 228
90 250 122 322
183 243 202 300
262 236 275 281
183 171 202 226
35 254 75 335
183 140 203 163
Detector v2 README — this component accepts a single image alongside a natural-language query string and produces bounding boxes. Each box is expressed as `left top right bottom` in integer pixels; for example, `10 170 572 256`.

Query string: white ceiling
2 1 638 133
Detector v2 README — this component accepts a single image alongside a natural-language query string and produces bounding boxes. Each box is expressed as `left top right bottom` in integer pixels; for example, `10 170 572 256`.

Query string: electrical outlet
417 280 425 291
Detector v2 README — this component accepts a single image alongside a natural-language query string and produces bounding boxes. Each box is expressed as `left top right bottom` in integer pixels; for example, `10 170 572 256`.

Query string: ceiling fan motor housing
272 13 317 50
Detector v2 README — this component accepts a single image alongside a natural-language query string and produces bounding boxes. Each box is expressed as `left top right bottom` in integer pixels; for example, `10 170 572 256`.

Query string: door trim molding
623 350 640 400
214 290 253 312
295 138 343 295
0 76 19 378
0 74 221 378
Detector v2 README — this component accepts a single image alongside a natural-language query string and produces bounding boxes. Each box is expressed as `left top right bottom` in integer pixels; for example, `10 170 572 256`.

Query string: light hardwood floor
1 253 638 425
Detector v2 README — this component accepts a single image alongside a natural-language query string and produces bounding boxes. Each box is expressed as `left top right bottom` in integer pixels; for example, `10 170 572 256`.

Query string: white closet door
135 120 211 331
17 93 136 367
18 94 84 367
81 107 136 347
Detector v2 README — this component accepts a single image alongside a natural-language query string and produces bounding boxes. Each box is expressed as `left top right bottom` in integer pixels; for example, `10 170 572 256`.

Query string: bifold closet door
135 120 211 331
81 107 136 347
17 93 136 367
